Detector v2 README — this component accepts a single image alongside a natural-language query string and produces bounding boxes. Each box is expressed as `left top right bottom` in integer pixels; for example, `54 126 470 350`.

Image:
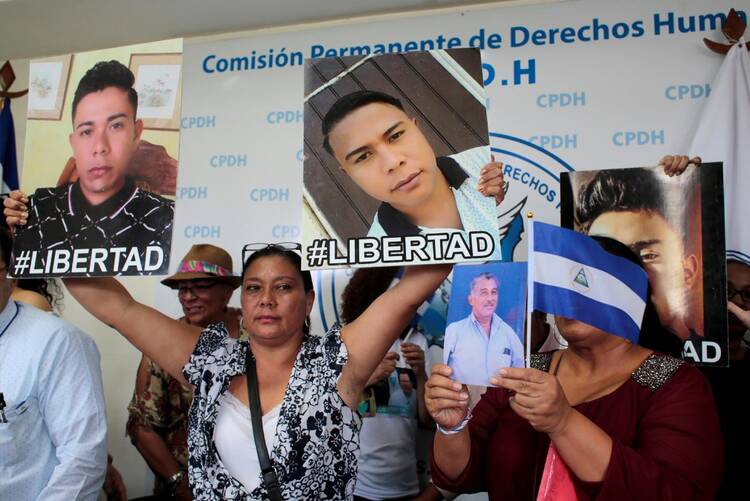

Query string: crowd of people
0 54 743 501
2 222 746 501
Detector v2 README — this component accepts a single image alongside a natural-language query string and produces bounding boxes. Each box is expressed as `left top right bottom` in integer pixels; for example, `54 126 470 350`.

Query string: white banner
689 39 750 266
156 0 746 325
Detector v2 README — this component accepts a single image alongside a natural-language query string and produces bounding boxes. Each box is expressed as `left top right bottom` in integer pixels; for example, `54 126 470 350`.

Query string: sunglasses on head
241 242 302 266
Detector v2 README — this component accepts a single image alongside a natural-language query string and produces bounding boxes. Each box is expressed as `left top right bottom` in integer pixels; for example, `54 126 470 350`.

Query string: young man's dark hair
71 60 138 120
575 169 666 233
321 90 404 155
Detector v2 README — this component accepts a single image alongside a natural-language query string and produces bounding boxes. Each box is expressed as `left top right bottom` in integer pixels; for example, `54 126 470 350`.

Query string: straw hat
161 244 241 289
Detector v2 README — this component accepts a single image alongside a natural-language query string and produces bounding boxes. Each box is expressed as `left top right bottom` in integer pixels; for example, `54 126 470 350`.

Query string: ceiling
0 0 523 60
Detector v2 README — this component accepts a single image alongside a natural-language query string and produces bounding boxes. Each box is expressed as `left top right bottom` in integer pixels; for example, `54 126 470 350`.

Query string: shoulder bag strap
245 349 283 501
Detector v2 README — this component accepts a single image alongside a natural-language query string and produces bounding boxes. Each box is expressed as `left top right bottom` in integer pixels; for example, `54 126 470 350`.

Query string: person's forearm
340 265 451 395
396 264 451 308
63 277 135 330
548 409 613 482
132 427 185 480
64 278 199 383
433 429 472 481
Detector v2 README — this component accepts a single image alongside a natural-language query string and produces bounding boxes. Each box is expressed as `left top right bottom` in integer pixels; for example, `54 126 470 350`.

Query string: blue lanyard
0 302 20 340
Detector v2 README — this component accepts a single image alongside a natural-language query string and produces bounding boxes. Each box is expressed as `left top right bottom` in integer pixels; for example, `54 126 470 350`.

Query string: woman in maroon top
427 237 724 500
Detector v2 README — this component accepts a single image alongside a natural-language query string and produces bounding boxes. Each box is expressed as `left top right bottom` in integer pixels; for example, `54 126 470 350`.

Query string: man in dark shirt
10 60 173 276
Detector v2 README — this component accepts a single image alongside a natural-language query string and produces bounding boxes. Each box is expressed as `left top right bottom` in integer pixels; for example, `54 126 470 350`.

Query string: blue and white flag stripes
0 98 20 193
527 221 649 344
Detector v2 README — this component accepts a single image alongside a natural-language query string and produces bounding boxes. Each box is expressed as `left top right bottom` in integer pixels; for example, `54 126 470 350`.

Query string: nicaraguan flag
528 221 648 344
1 97 20 193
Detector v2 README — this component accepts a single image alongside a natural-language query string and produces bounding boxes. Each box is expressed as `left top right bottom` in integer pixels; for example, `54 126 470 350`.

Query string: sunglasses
176 280 221 297
241 242 302 266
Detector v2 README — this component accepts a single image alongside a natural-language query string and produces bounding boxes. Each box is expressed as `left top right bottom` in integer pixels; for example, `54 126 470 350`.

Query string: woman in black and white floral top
64 244 450 499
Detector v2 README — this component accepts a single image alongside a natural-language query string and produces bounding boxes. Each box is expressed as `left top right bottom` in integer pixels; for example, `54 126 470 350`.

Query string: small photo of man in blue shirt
444 266 525 386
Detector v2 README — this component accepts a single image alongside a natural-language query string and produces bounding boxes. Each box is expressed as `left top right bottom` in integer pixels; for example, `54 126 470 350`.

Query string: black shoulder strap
245 349 283 501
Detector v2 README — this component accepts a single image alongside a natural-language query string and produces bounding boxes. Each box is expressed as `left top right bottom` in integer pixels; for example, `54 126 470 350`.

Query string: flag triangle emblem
574 268 589 288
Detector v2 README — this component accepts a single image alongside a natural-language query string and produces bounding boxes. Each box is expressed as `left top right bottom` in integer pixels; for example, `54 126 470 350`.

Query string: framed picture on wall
27 54 73 120
129 53 182 130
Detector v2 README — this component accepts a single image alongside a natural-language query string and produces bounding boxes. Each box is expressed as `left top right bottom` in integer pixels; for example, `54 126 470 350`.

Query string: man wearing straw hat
126 244 242 500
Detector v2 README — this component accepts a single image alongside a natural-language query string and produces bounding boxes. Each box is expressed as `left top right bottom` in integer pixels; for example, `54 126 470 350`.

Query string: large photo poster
303 48 501 269
11 39 181 277
560 163 728 366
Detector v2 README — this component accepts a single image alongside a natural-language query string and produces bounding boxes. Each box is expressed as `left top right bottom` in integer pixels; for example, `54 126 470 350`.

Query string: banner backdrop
157 0 746 324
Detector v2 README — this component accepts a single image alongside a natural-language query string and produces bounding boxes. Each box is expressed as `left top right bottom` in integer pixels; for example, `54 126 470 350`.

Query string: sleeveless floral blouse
182 323 361 500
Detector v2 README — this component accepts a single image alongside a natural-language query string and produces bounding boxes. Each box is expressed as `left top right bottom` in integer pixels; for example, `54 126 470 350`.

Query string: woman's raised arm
338 264 451 407
64 277 200 385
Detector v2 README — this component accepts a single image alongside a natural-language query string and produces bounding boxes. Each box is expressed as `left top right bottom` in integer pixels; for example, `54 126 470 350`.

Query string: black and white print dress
183 323 362 500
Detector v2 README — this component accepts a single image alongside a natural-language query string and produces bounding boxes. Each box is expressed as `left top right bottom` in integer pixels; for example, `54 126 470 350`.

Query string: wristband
436 409 472 435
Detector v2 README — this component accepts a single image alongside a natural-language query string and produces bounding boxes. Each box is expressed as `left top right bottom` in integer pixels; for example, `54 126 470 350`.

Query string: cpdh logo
490 132 575 261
